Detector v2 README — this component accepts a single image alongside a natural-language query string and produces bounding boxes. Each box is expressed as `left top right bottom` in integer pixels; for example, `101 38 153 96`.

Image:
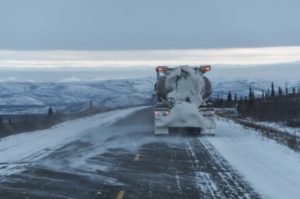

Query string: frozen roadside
205 118 300 199
0 106 147 178
216 109 300 152
255 120 300 137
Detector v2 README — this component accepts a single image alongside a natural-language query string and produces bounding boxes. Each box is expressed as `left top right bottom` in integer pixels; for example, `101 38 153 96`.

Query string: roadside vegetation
0 103 116 138
213 82 300 127
213 83 300 151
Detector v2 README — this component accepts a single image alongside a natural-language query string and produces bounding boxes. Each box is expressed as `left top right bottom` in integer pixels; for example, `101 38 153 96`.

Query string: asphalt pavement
0 108 260 199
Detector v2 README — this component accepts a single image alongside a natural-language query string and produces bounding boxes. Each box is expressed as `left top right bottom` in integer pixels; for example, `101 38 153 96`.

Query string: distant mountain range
0 64 299 114
0 77 299 115
0 78 155 115
212 79 300 98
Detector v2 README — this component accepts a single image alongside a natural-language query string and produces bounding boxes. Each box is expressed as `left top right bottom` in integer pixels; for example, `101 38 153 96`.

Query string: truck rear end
154 65 216 136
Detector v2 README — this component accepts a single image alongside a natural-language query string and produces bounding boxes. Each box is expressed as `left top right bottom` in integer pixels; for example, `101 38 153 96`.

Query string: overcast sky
0 0 300 70
1 0 300 50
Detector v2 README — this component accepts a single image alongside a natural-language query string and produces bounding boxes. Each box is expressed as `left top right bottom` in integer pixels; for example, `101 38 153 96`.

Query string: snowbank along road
0 106 300 199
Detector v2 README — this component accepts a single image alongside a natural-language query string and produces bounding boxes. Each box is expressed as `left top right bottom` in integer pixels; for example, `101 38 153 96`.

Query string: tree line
213 83 300 127
0 101 98 138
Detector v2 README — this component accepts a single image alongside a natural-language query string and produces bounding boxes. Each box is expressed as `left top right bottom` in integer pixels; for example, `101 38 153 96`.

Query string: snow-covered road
207 118 300 199
1 108 300 199
0 106 145 178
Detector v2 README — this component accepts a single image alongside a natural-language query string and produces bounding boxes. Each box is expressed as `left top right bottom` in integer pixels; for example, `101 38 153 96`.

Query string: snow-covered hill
1 64 300 114
0 78 155 115
1 77 299 115
212 79 300 98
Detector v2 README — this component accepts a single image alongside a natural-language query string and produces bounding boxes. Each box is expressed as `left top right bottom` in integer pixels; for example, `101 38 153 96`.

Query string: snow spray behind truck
154 65 216 135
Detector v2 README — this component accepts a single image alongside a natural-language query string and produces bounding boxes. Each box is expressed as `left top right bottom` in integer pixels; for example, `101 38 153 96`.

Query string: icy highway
1 107 300 199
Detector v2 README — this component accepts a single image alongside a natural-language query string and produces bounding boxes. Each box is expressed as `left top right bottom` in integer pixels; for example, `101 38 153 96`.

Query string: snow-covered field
207 118 300 199
1 77 299 115
0 78 154 114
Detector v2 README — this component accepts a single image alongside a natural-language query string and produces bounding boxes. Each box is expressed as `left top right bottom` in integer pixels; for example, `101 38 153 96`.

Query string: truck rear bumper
154 127 215 136
154 105 216 136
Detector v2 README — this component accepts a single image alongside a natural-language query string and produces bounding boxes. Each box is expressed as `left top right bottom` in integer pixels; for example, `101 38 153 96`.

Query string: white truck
154 65 216 135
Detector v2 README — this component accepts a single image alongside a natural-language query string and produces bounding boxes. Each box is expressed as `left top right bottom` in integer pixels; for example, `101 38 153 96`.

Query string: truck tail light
156 66 168 72
154 111 169 116
200 65 211 73
162 111 169 116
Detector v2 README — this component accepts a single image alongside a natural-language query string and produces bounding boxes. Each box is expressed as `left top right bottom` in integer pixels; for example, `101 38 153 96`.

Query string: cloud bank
0 46 300 69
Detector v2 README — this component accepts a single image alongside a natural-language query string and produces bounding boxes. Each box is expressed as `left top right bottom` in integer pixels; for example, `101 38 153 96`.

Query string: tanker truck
154 65 216 135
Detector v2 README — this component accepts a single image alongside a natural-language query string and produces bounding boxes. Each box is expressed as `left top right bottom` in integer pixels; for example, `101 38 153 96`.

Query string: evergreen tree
249 86 255 102
278 87 283 96
48 107 54 116
227 91 232 103
271 82 275 97
293 87 296 95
